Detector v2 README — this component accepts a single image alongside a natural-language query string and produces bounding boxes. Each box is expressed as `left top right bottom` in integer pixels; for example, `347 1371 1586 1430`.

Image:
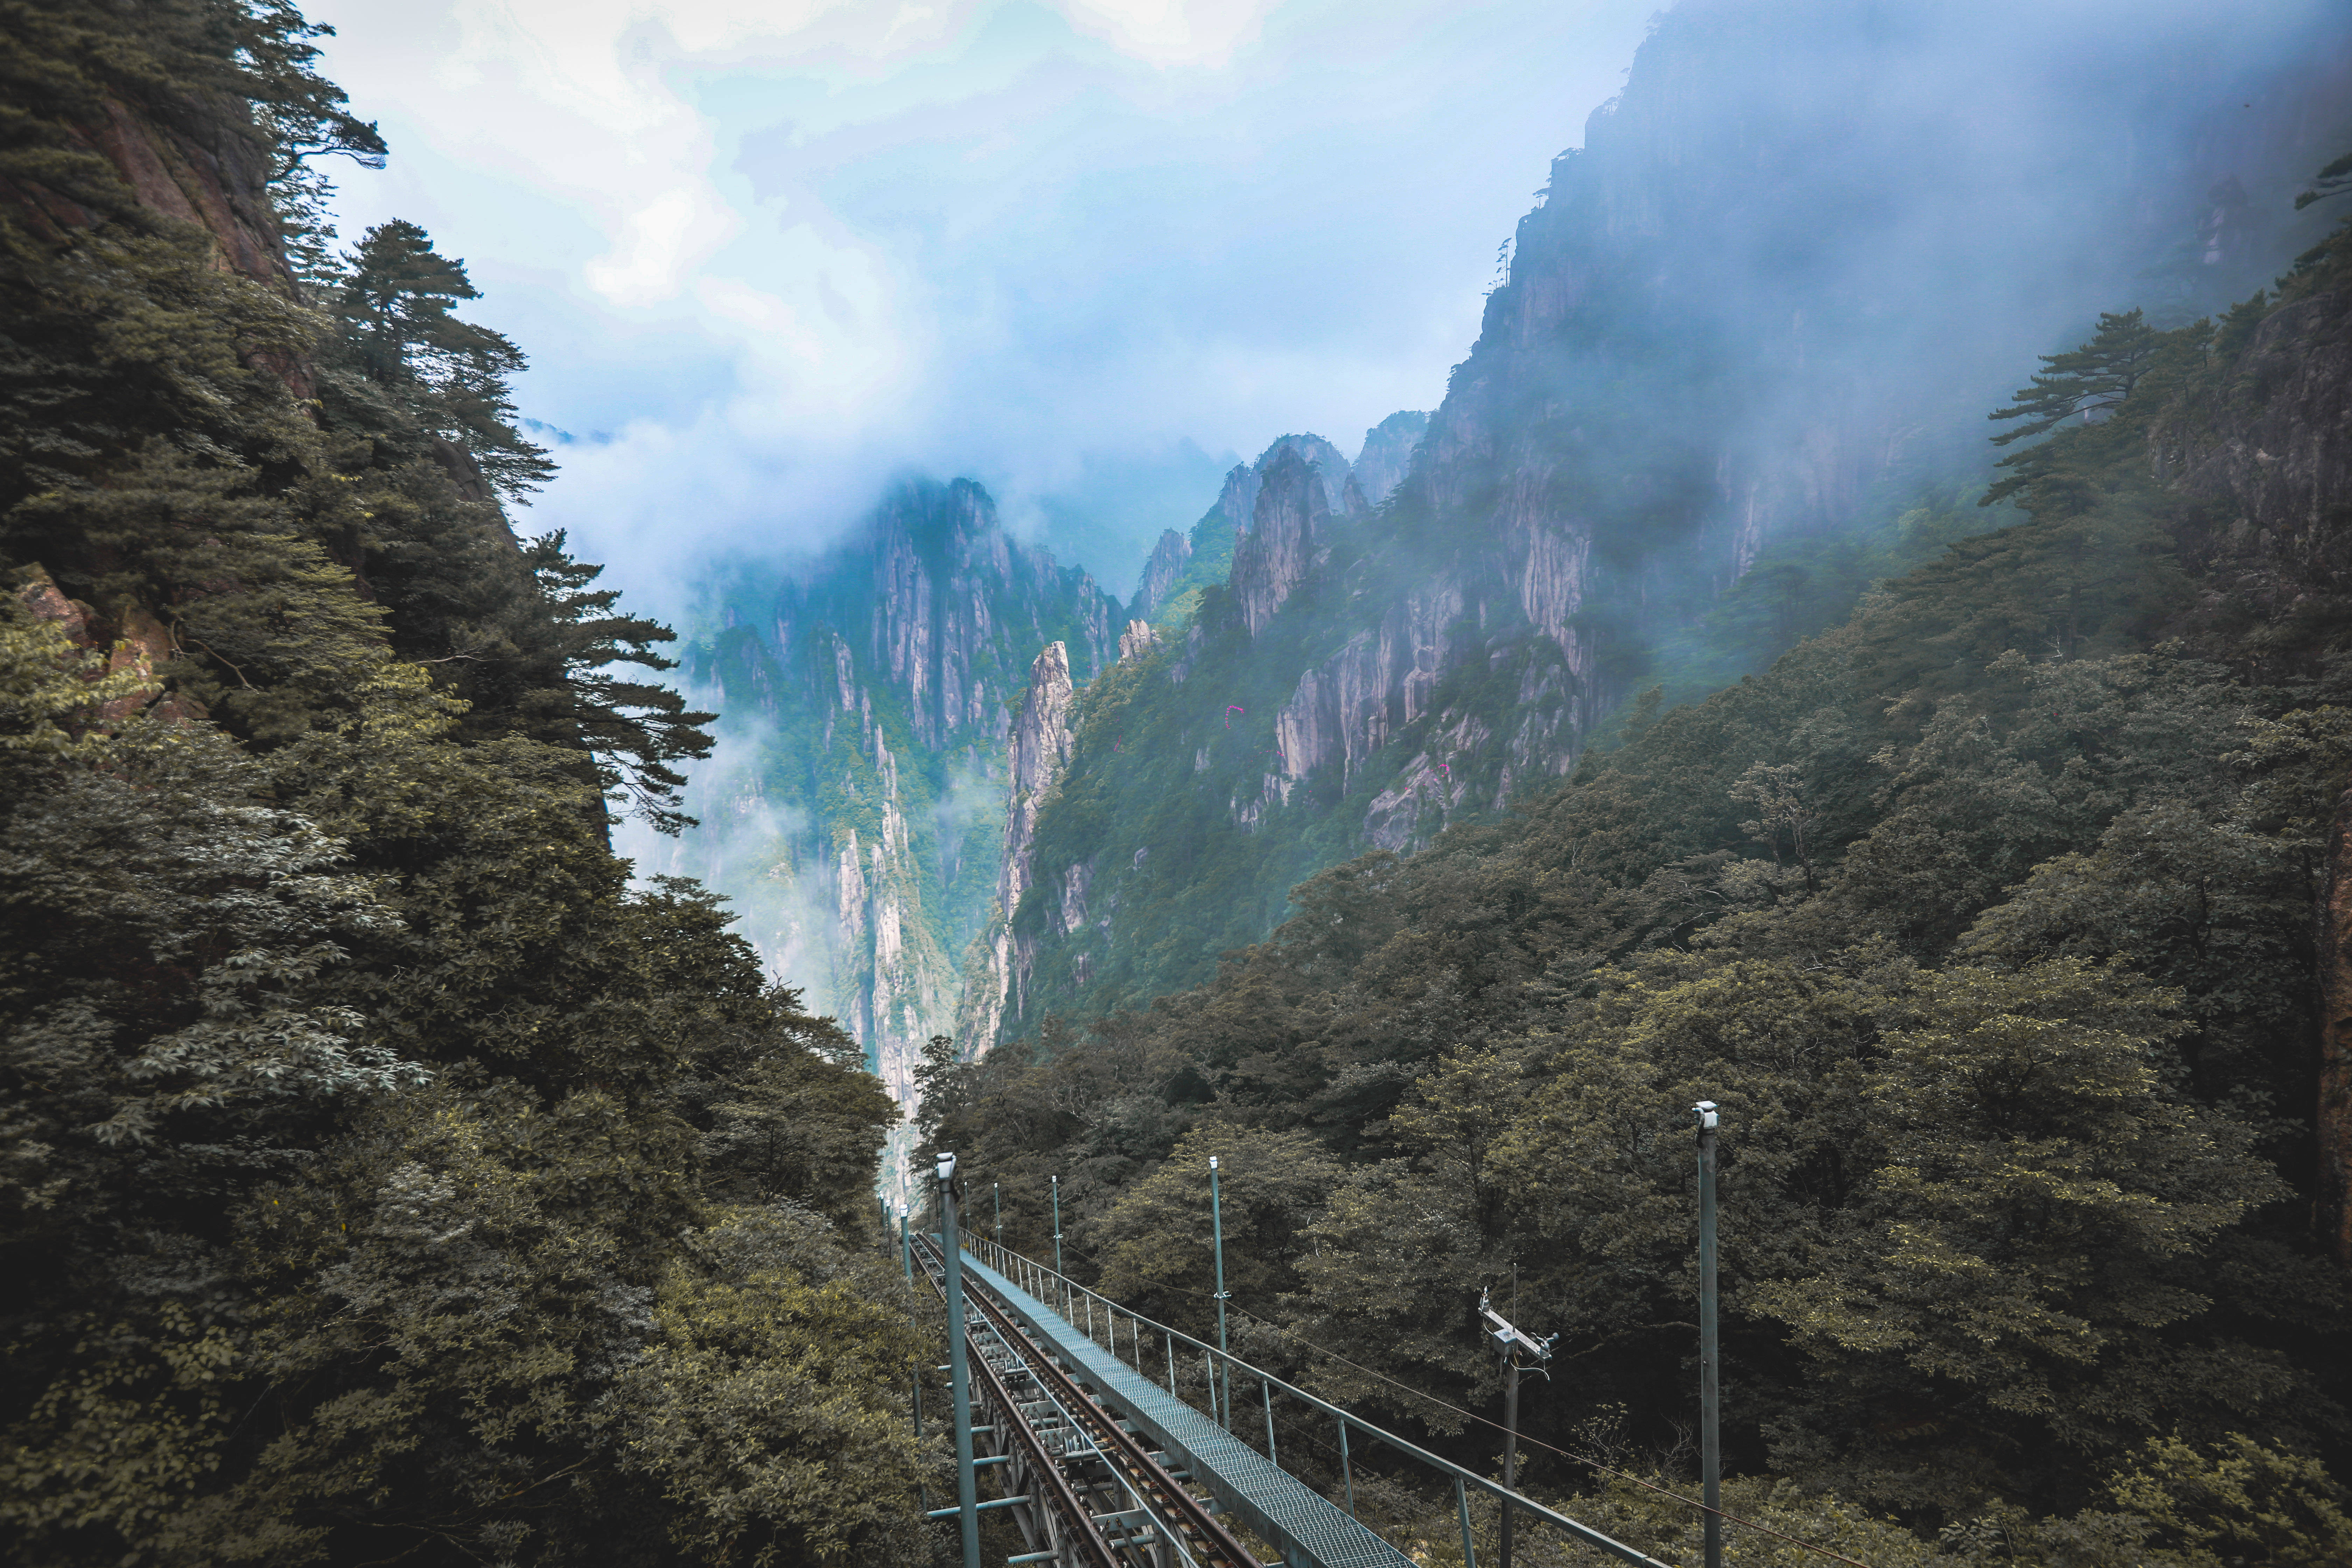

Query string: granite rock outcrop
645 479 1116 1199
1230 446 1334 635
954 642 1077 1053
1130 528 1194 619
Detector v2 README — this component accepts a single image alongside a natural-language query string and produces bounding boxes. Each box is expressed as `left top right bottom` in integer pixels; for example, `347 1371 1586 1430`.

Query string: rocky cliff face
772 478 1116 755
646 479 1116 1197
8 82 300 296
953 642 1078 1052
1130 529 1194 619
2147 244 2352 1260
969 0 2352 1049
1231 447 1334 635
1349 411 1428 508
2157 284 2352 605
3 73 322 408
1208 434 1354 543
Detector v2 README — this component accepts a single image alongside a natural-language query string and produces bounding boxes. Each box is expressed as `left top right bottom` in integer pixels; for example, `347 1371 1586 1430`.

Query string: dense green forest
918 195 2352 1562
10 2 2352 1566
1 4 929 1564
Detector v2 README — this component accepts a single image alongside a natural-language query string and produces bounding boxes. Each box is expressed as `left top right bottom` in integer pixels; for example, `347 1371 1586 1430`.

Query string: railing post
1338 1417 1355 1518
1456 1476 1478 1568
1696 1099 1722 1568
937 1153 981 1568
1262 1377 1277 1464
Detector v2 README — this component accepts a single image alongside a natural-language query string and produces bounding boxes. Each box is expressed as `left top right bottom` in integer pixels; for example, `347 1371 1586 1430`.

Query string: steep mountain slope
974 0 2352 1049
925 183 2352 1555
640 479 1117 1186
1 6 922 1563
952 424 1423 1048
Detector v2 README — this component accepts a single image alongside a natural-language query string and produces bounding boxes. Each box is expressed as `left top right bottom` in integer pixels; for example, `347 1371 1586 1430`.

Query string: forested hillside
0 4 925 1563
919 178 2352 1562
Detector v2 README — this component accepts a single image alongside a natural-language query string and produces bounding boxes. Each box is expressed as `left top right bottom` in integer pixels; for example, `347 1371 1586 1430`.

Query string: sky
307 0 1659 609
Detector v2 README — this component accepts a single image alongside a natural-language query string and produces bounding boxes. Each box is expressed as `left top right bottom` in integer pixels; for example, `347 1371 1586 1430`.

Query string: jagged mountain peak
1233 445 1335 636
1211 432 1359 543
1130 527 1194 619
652 474 1122 1199
966 0 2352 1051
1351 410 1429 507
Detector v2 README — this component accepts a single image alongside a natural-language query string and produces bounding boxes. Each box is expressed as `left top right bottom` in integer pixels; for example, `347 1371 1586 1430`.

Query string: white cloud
312 0 1658 591
586 187 739 306
1058 0 1278 65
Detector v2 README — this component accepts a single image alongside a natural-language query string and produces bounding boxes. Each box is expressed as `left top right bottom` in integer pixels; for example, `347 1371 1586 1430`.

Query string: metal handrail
964 1236 1675 1568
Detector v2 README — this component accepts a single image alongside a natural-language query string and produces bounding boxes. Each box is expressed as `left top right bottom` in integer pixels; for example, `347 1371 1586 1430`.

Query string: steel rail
959 1253 1264 1568
967 1316 1126 1568
915 1236 1126 1568
922 1235 1261 1568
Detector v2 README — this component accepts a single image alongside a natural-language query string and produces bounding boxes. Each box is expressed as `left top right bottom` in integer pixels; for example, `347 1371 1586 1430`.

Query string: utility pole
1209 1154 1232 1430
1050 1173 1065 1278
1695 1100 1722 1568
898 1201 911 1284
1479 1278 1554 1568
937 1152 981 1568
993 1181 1001 1250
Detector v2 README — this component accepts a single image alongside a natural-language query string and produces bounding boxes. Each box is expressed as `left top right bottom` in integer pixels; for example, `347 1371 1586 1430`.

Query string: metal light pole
1695 1100 1722 1568
899 1202 911 1284
993 1181 1001 1250
937 1152 981 1568
1050 1173 1065 1278
1209 1154 1232 1430
1479 1277 1554 1568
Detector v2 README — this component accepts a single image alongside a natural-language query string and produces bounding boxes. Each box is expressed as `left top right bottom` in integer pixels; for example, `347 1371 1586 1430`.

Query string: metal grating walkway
960 1253 1415 1568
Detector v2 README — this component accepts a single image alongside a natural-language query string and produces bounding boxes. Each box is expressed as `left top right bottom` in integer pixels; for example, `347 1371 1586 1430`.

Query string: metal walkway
912 1229 1674 1568
957 1251 1413 1568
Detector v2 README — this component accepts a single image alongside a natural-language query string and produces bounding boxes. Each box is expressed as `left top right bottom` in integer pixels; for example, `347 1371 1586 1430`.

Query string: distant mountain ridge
671 0 2352 1100
656 423 1427 1159
964 0 2352 1050
640 478 1117 1195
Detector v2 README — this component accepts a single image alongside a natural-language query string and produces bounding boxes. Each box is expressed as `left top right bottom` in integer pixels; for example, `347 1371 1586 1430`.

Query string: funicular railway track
914 1234 1266 1568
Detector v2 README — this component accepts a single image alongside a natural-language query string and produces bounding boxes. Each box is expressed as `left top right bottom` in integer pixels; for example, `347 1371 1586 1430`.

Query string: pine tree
1988 309 2163 446
329 218 554 500
524 531 716 834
